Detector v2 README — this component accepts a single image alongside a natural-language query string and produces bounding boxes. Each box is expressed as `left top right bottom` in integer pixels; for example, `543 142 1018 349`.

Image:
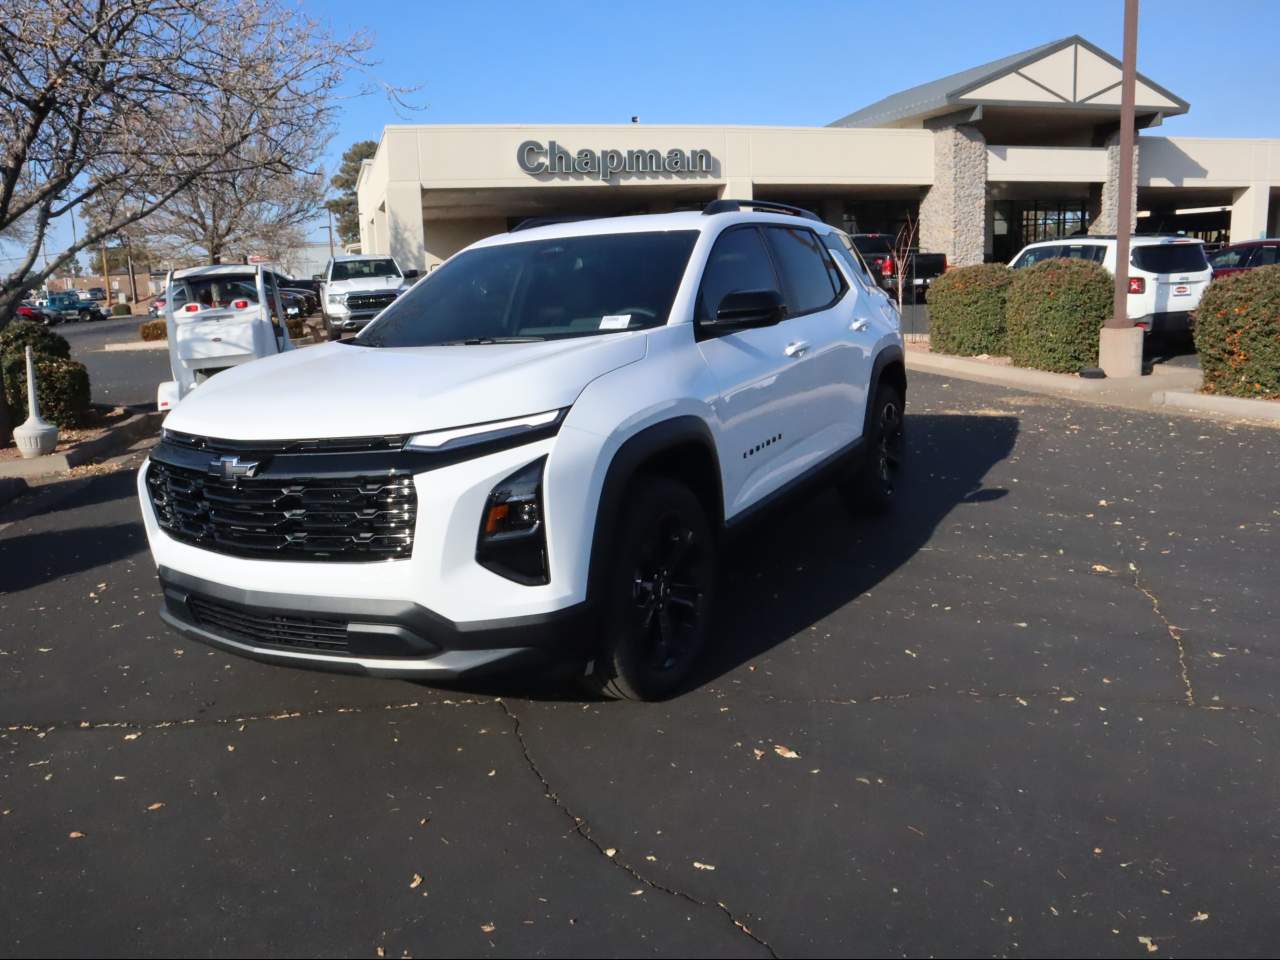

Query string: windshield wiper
437 336 546 345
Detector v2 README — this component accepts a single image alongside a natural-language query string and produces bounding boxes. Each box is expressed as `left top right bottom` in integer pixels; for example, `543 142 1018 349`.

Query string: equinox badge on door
209 454 259 479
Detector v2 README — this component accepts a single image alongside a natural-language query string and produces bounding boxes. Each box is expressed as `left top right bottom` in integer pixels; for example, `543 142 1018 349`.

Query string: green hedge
111 303 132 316
0 319 71 364
2 354 92 427
1006 258 1112 373
139 319 167 341
1193 264 1280 399
927 263 1013 356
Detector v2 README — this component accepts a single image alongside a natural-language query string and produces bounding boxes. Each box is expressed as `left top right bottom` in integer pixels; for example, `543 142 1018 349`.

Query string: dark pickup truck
45 291 109 323
849 234 948 299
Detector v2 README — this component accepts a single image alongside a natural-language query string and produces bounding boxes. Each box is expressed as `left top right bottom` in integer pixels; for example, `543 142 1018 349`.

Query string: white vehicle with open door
156 264 295 411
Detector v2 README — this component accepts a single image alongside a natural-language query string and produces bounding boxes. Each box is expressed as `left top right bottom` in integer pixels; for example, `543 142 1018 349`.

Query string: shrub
1006 258 1112 373
111 303 132 316
0 319 71 364
1193 264 1280 399
2 354 92 427
286 316 306 339
927 263 1013 356
139 319 167 341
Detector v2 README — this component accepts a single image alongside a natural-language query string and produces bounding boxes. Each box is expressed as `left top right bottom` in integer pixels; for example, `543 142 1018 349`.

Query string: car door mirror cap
713 289 787 329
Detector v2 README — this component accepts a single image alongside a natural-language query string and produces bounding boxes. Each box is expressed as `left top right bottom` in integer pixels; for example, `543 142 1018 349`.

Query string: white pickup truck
319 254 419 339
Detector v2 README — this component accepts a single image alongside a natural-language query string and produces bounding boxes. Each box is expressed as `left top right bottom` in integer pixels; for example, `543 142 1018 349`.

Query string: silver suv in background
320 254 419 339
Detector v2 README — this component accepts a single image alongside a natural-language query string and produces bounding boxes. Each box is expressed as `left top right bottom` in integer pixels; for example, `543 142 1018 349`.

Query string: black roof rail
702 198 823 222
510 214 601 233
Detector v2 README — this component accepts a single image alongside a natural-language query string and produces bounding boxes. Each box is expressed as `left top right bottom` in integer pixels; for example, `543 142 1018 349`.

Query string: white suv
321 254 418 338
138 201 906 700
1009 235 1212 337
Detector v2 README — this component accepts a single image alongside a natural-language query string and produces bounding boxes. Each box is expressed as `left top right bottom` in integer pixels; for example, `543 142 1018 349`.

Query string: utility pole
327 209 336 257
1099 0 1145 378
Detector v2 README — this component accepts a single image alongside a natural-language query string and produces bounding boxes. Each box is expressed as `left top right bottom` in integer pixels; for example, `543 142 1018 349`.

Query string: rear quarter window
1131 244 1209 274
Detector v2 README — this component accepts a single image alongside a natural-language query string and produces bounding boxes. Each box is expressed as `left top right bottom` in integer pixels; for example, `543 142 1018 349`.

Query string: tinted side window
1012 245 1064 268
1255 246 1278 266
697 227 779 324
763 227 842 315
823 233 871 286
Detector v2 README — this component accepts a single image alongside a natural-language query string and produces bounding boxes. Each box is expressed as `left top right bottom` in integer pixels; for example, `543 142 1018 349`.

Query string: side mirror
312 274 323 282
402 269 420 280
713 289 786 329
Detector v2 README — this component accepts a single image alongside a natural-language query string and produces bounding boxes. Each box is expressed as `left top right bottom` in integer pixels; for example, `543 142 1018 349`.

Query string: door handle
784 340 809 358
850 318 871 333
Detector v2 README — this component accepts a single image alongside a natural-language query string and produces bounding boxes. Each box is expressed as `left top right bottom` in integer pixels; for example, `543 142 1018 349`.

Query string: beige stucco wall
357 124 1280 268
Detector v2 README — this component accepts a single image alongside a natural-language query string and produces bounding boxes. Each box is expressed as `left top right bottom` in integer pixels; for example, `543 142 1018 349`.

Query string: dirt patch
0 406 134 460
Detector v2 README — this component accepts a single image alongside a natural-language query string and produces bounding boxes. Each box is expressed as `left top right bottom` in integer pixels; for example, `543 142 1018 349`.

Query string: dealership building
356 35 1280 271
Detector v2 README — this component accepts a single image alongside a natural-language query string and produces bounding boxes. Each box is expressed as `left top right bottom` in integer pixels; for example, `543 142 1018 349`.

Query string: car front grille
146 459 416 562
346 292 397 313
187 593 350 652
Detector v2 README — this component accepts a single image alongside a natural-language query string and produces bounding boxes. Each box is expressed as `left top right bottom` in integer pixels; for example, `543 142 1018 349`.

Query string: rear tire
844 381 904 514
581 476 716 701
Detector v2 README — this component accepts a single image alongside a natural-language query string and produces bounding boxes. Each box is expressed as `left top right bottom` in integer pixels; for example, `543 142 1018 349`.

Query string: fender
865 343 906 434
585 416 723 608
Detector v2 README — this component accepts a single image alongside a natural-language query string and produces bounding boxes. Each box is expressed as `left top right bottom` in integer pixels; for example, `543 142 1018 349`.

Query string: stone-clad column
1089 131 1139 236
918 124 987 266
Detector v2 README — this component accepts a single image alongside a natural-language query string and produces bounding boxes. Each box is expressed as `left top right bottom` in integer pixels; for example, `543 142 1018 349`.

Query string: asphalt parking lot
57 315 171 409
1 372 1277 958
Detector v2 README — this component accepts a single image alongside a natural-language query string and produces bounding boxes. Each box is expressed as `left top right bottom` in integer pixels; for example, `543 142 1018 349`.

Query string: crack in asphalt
1127 562 1196 707
495 698 780 959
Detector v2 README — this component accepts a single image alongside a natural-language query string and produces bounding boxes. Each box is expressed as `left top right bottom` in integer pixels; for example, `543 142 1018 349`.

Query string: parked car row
16 291 109 325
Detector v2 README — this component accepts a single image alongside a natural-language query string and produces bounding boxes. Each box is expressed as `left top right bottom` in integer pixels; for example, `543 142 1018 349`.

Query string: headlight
327 293 347 305
405 409 565 454
476 457 548 585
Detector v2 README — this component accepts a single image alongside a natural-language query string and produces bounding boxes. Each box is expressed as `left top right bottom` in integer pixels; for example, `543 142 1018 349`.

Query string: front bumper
158 566 590 678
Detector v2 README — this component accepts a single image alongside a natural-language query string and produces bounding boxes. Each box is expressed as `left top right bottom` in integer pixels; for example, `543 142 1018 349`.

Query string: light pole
1099 0 1145 378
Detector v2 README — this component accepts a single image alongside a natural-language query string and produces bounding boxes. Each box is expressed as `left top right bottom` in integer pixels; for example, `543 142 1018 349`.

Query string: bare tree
0 0 379 440
142 157 326 266
891 212 920 316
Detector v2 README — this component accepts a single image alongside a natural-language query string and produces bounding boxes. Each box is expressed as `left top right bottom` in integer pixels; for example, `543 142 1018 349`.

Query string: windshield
1131 244 1208 274
170 275 259 309
356 230 699 348
330 259 401 282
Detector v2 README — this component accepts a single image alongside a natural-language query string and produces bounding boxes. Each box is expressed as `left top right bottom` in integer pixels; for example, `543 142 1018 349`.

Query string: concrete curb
1153 389 1280 423
102 340 167 352
905 350 1099 394
0 409 163 480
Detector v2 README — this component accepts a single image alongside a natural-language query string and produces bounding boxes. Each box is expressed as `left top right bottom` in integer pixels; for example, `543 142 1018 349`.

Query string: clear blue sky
315 0 1278 148
18 0 1279 267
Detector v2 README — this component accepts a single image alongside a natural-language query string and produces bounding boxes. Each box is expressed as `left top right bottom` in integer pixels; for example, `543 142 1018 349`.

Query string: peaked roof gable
830 35 1188 128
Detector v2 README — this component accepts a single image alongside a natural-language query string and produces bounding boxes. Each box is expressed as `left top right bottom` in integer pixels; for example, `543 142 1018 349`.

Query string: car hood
326 277 407 295
162 334 649 440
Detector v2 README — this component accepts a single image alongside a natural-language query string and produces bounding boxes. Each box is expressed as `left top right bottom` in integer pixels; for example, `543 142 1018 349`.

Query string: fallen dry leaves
773 745 800 759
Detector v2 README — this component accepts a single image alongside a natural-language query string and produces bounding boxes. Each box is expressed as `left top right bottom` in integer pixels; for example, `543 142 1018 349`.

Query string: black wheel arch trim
585 416 723 609
866 344 906 432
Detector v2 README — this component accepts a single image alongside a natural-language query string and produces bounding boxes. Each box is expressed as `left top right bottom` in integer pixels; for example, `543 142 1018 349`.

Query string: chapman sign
517 140 715 181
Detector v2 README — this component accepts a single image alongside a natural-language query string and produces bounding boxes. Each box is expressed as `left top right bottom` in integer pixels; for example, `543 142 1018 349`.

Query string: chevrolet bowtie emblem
210 454 259 479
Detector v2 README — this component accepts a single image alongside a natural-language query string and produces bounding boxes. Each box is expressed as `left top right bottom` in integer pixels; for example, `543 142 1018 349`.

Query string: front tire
582 477 716 701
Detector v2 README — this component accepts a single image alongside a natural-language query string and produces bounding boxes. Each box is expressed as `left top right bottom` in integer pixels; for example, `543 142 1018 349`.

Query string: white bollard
13 345 59 459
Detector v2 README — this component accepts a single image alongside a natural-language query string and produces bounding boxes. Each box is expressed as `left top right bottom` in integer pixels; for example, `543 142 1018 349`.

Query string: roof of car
172 264 261 280
470 210 837 249
330 253 397 262
1021 235 1201 248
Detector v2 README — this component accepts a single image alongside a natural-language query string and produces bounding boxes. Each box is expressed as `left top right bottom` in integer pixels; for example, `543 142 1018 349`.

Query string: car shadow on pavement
693 412 1018 690
0 521 147 594
445 411 1018 702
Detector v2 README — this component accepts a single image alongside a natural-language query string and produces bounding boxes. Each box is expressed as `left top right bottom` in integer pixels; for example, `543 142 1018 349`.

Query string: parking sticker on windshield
599 314 631 330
